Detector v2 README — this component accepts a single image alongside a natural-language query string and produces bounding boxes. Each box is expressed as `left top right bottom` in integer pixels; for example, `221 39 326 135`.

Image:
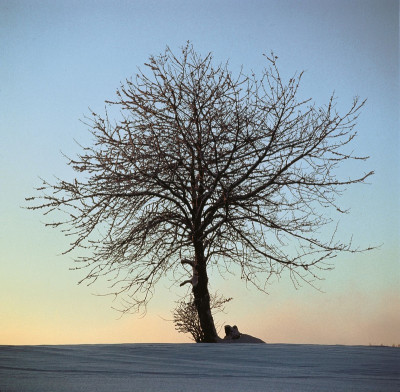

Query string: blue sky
0 0 398 344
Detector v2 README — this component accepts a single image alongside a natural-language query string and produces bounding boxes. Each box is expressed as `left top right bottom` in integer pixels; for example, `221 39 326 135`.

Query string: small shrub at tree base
173 294 232 342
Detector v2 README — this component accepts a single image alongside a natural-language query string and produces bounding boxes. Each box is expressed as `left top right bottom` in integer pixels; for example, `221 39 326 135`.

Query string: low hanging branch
27 43 374 342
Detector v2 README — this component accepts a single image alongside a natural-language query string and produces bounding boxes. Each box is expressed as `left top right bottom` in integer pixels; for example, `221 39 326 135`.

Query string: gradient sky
1 0 399 345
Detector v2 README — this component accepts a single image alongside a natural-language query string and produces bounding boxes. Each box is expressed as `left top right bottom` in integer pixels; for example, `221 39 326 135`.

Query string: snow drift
1 343 399 391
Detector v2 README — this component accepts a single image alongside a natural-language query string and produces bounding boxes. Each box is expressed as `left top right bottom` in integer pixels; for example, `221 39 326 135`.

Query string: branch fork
180 258 198 287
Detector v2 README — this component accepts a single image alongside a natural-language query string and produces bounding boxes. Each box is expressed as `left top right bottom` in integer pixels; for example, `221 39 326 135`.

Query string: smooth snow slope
1 343 399 391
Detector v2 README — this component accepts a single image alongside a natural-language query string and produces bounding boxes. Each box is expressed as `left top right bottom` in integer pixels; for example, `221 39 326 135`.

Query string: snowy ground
1 343 399 391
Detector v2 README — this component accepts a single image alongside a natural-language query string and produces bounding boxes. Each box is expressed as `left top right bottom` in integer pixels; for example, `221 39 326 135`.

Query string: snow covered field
1 343 399 391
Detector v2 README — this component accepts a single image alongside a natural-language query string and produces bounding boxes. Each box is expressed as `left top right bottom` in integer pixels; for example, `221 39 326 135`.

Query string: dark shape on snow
224 325 241 339
220 325 265 343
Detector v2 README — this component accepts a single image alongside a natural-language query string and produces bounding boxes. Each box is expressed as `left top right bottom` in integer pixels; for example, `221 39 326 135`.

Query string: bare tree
173 293 232 343
27 43 373 342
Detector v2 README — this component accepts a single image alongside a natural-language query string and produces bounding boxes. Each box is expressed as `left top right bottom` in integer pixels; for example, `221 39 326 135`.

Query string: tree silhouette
27 43 373 342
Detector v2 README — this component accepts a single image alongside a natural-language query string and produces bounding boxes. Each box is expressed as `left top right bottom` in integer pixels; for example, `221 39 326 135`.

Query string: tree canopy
27 43 373 341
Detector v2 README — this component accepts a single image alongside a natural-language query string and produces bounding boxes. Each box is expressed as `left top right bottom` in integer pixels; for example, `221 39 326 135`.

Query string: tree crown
27 44 373 313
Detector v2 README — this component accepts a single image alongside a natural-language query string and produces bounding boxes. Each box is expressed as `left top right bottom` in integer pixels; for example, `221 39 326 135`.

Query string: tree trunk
192 242 219 343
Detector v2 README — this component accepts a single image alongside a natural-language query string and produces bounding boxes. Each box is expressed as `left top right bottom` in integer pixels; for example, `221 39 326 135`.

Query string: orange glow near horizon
1 277 399 346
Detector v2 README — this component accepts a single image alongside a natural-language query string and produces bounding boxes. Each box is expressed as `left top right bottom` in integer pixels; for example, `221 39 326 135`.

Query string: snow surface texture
1 343 399 392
